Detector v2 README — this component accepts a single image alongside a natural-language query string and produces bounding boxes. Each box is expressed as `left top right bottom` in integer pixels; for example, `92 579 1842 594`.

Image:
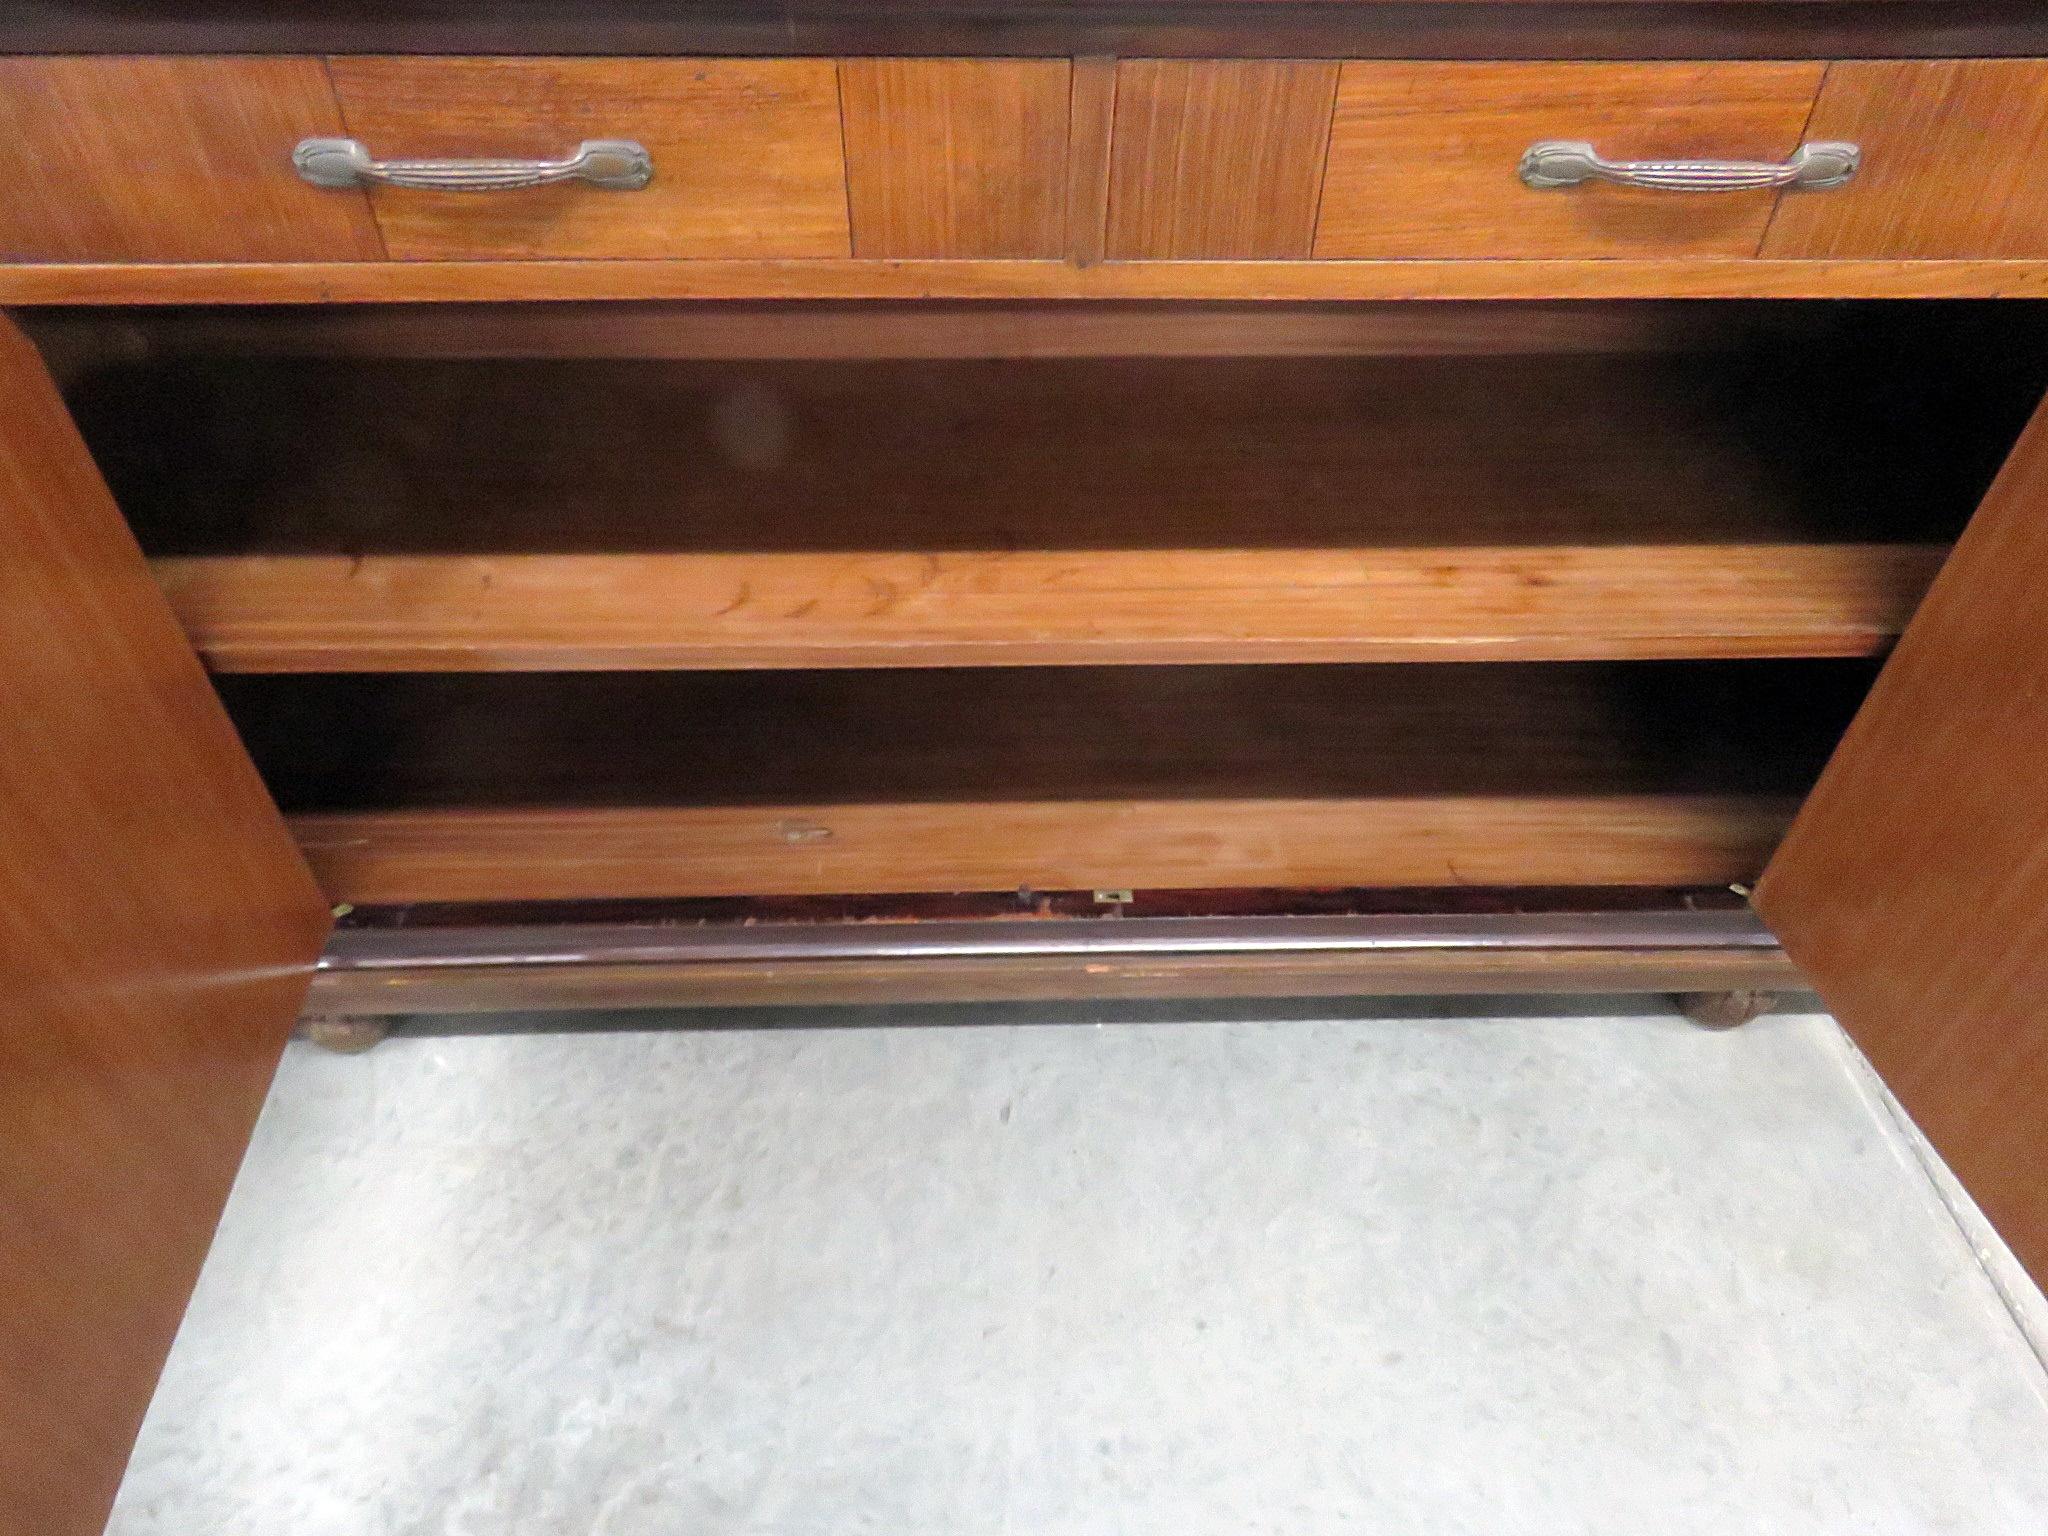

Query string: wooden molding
5 4 2046 60
307 910 1803 1014
8 258 2048 305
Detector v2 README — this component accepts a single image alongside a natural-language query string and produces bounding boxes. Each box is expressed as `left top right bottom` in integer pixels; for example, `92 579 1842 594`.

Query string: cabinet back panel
62 302 2045 558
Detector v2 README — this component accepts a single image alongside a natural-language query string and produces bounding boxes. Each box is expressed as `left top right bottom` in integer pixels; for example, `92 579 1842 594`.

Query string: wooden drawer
322 58 850 259
1315 63 1830 259
0 56 385 262
0 55 849 264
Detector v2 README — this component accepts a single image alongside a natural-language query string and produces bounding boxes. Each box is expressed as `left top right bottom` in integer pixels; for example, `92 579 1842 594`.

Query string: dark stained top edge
1 2 2045 58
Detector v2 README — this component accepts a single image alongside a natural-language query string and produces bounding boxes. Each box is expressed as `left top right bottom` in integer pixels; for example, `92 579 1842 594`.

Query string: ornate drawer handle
293 137 653 191
1518 140 1860 192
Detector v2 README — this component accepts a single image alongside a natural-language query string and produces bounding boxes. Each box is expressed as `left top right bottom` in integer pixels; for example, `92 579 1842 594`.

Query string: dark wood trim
319 881 1767 929
308 908 1803 1014
308 947 1803 1012
3 4 2045 59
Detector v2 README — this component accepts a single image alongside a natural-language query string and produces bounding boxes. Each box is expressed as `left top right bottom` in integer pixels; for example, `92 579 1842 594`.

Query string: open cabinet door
1757 389 2048 1283
0 315 332 1535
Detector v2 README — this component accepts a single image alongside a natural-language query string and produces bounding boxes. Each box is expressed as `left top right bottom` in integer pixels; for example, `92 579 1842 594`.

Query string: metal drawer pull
1518 140 1860 192
293 137 653 191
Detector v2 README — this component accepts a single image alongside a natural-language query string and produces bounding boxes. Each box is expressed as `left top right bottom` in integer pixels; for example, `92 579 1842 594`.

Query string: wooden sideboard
7 5 2048 1531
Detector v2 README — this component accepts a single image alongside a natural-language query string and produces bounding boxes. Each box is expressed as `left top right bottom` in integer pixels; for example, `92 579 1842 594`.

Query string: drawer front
1314 62 1830 260
1762 60 2048 259
322 57 850 260
0 56 385 263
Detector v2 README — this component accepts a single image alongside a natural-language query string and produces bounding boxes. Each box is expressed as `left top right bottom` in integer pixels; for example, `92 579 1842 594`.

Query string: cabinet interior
30 298 2047 910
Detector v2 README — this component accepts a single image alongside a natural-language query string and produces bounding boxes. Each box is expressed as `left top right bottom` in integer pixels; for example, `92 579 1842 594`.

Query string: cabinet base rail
306 908 1800 1018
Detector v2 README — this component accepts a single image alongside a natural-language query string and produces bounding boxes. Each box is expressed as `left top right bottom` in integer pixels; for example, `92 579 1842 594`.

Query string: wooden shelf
154 542 1944 670
288 794 1799 905
220 662 1868 904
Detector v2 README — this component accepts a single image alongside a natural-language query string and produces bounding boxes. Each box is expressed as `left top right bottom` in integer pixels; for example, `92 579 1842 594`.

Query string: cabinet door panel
1757 389 2048 1282
0 314 331 1536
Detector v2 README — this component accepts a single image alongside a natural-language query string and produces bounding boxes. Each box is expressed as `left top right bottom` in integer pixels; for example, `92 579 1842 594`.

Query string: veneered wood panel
840 58 1070 258
0 56 384 263
1106 59 1339 259
1756 390 2048 1284
323 57 850 259
0 315 330 1535
1316 62 1826 259
292 795 1797 904
1066 56 1117 265
1763 60 2048 260
154 543 1945 672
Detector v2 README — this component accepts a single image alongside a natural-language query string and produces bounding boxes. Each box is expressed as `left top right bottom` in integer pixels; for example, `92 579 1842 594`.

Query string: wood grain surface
290 794 1802 904
1065 56 1117 264
325 56 850 259
152 543 1946 672
1317 62 1826 259
0 56 384 263
1757 388 2048 1283
0 316 330 1535
841 58 1071 257
11 258 2048 305
1763 60 2048 260
1106 60 1340 259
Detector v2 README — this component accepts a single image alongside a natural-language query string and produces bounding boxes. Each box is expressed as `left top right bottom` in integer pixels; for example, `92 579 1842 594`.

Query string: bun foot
300 1014 391 1053
1674 989 1778 1030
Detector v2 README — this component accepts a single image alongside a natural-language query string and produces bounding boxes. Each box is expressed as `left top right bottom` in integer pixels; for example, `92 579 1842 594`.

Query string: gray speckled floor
111 1005 2048 1536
